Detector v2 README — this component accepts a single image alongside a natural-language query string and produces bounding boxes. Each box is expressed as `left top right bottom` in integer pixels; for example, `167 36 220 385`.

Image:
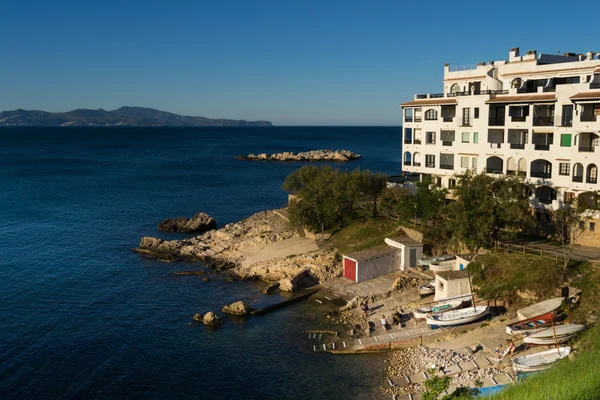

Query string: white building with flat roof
400 47 600 246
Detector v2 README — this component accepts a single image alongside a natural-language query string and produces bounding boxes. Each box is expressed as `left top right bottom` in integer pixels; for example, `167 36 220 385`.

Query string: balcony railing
579 146 595 152
573 176 583 183
591 83 600 89
530 171 552 179
507 170 527 177
404 117 413 122
404 139 412 144
561 117 573 127
486 168 503 174
404 161 411 166
533 117 554 126
414 117 422 122
440 164 454 170
426 162 435 168
510 143 525 150
443 117 454 122
581 115 597 122
416 94 428 99
489 143 502 149
442 141 453 146
460 118 472 127
413 162 421 167
489 117 505 126
430 93 445 98
534 144 551 151
510 116 527 122
588 177 598 184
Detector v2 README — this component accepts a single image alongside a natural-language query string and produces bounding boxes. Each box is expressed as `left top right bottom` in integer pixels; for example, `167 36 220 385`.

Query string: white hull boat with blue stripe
426 305 490 327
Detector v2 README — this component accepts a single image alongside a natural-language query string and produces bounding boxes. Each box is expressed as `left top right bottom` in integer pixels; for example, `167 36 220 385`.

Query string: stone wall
578 217 600 248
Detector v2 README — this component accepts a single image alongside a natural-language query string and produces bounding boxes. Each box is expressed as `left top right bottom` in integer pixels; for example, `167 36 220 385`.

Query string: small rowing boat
419 280 436 297
506 311 557 335
517 298 564 320
523 324 585 345
413 297 468 320
512 347 571 373
426 305 489 327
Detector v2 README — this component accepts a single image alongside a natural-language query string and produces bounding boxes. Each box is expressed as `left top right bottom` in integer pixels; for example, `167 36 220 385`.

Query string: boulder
222 301 252 315
158 212 217 233
263 282 280 294
193 313 203 322
278 269 307 292
202 311 224 325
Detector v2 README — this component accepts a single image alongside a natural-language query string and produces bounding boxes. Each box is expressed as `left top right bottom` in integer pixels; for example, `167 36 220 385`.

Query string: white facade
401 47 600 211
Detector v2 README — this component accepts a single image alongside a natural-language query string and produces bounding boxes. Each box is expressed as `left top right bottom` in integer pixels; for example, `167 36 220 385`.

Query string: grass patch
324 217 401 254
568 262 599 323
490 324 600 399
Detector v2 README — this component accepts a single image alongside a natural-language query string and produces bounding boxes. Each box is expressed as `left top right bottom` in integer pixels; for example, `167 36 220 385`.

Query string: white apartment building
400 47 600 246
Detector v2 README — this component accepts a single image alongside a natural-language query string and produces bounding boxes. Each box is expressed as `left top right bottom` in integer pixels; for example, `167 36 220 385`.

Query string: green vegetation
422 369 479 399
569 262 600 322
468 252 562 309
379 178 447 226
490 324 600 400
324 218 400 254
283 166 387 232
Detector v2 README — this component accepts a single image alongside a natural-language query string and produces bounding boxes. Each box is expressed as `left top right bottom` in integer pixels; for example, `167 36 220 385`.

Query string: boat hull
506 311 557 335
512 347 571 373
426 306 490 327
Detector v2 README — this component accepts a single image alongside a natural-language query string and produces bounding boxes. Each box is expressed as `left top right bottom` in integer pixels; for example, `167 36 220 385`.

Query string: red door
344 258 357 282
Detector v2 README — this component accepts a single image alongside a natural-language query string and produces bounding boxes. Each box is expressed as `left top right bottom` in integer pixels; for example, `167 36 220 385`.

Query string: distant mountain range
0 106 273 127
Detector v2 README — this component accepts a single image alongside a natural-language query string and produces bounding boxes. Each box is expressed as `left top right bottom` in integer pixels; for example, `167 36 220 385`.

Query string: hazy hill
0 106 273 127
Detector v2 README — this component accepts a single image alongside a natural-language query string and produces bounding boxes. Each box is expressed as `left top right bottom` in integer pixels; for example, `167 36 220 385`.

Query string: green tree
422 369 478 400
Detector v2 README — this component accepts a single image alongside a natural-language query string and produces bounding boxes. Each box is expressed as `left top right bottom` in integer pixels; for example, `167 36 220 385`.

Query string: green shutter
561 133 572 147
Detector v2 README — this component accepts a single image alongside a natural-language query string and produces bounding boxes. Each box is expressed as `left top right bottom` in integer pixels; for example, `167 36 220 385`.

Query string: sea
0 126 402 400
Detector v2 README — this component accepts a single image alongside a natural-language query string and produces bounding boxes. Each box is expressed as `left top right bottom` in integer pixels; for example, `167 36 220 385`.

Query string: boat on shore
506 311 557 335
413 297 468 320
512 347 571 373
517 298 564 320
419 280 436 297
426 305 490 327
522 324 585 345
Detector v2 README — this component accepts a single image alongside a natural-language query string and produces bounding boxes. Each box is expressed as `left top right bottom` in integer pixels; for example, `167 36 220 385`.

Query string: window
559 163 570 176
438 281 445 291
425 109 438 120
560 133 572 147
591 222 596 232
448 179 456 188
436 177 442 187
473 132 479 144
414 108 422 122
450 84 460 94
462 132 470 143
404 128 413 144
426 154 436 168
564 192 576 204
561 105 573 126
474 108 479 119
461 156 469 168
462 108 471 126
511 78 522 88
426 131 436 144
472 157 477 170
579 221 585 230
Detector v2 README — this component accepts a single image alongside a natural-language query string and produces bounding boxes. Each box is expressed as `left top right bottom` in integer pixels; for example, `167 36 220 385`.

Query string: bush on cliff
282 166 387 231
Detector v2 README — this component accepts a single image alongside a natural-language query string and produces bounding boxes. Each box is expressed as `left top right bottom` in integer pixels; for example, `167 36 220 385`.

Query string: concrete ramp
239 237 319 267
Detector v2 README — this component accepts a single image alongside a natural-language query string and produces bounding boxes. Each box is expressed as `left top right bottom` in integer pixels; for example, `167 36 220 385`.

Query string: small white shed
434 270 472 301
343 246 401 283
384 236 424 270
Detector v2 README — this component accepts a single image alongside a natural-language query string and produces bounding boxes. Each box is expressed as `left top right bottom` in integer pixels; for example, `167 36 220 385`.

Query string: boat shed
343 245 401 283
434 270 472 301
384 235 423 270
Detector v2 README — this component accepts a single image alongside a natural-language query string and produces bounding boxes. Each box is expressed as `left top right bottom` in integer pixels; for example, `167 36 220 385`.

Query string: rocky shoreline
235 149 360 162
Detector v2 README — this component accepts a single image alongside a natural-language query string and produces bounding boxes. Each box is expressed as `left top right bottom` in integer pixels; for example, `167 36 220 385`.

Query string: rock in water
235 149 360 162
263 282 280 294
202 311 224 325
158 212 217 233
222 301 252 315
193 313 203 322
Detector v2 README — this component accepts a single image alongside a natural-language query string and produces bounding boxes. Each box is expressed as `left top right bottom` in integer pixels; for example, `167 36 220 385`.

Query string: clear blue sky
1 0 596 125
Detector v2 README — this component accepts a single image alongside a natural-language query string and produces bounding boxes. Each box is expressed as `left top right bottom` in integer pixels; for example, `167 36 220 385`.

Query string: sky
1 0 597 125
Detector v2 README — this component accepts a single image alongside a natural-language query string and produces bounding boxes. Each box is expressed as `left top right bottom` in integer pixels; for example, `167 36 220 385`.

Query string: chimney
509 47 520 61
587 51 594 60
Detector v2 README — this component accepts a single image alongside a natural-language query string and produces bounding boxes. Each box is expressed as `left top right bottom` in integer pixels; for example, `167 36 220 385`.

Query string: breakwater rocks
135 210 297 267
193 311 224 325
222 301 252 315
158 212 216 233
235 149 360 162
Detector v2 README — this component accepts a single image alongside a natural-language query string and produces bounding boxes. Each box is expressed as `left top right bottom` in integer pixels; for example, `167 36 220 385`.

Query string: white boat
517 298 564 320
512 347 571 373
419 280 436 296
522 324 585 345
429 262 455 273
426 305 490 327
413 298 466 320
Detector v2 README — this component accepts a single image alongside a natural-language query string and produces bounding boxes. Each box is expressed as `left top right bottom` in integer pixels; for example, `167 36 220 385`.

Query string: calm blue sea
0 127 401 399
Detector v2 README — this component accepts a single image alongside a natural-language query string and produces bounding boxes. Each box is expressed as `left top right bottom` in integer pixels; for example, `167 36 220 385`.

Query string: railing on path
492 240 565 264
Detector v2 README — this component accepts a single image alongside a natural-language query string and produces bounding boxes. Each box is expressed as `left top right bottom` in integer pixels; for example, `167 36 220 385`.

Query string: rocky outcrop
193 313 203 322
263 282 280 294
158 212 216 233
134 210 298 266
202 311 224 325
222 301 252 315
228 249 342 290
235 150 360 162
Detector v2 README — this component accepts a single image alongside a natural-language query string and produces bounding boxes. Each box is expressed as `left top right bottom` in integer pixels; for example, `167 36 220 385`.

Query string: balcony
490 143 502 149
404 117 413 123
486 168 503 174
414 139 422 145
459 118 472 127
533 117 554 126
414 117 422 122
510 116 527 122
426 162 435 168
510 143 525 150
489 117 505 126
573 176 583 183
440 164 454 170
581 115 598 123
442 141 453 146
404 161 411 166
579 146 595 152
534 144 550 151
404 139 412 144
588 177 598 184
531 171 552 179
507 170 527 178
413 162 421 167
560 116 573 127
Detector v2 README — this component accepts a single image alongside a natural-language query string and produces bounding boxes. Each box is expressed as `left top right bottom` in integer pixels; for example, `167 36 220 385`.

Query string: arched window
587 164 598 184
403 151 412 166
573 163 584 182
511 78 522 88
450 84 460 95
425 109 438 120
